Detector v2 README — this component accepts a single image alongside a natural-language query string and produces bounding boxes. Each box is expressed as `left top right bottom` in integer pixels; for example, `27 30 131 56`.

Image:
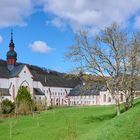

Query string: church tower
7 30 17 71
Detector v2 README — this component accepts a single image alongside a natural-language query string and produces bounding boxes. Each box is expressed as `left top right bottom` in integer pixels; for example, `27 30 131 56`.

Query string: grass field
0 100 140 140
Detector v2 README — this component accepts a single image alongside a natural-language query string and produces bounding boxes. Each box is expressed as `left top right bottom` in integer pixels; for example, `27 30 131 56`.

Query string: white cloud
1 0 140 32
51 18 65 28
29 40 53 53
134 16 140 29
41 0 140 33
0 0 34 28
0 35 3 43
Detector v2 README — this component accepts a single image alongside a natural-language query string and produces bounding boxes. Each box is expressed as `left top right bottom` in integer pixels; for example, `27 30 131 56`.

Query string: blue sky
0 0 140 72
0 11 75 72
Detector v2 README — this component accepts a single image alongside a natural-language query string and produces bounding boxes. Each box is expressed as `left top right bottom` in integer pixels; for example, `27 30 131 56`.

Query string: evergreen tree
16 87 33 115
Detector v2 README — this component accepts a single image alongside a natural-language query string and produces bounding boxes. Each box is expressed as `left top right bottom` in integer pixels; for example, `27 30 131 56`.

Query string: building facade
0 32 128 106
0 32 80 106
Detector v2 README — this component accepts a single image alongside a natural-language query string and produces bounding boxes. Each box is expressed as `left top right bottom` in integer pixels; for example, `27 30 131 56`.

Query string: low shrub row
0 87 47 116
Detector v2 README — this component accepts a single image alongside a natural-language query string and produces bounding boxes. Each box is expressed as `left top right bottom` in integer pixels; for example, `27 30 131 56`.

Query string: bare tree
120 32 140 110
0 91 2 112
66 23 140 116
0 88 3 112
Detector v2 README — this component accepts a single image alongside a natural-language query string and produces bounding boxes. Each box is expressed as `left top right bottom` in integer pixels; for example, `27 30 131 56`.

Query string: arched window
56 98 59 105
108 97 111 102
104 94 106 102
20 81 30 92
120 94 123 102
51 98 53 105
62 99 64 105
12 85 15 100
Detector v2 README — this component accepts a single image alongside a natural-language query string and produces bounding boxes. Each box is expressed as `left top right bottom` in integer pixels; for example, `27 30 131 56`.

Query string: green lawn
0 100 140 140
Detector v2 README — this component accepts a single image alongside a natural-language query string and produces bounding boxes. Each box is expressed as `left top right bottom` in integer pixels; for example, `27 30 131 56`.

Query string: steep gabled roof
0 60 25 78
33 88 45 95
9 65 24 78
69 82 107 96
0 88 11 96
28 64 80 88
0 60 9 78
0 60 80 88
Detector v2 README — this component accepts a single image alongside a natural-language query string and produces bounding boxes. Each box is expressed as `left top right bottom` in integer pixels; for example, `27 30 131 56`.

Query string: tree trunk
124 102 129 111
116 101 120 116
130 93 134 107
124 97 129 111
115 94 121 116
130 81 134 108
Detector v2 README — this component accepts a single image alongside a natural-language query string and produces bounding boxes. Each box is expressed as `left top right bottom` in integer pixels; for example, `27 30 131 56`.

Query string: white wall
99 91 114 105
33 81 44 91
0 78 9 88
17 65 34 95
7 65 34 101
45 87 72 106
69 95 97 106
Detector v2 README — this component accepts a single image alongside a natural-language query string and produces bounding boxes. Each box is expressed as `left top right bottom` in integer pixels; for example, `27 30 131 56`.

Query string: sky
0 0 140 73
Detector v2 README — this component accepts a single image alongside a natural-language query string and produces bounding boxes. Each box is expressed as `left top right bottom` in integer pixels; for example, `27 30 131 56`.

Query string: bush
1 99 15 114
34 100 46 111
17 101 32 115
47 105 54 110
16 87 33 115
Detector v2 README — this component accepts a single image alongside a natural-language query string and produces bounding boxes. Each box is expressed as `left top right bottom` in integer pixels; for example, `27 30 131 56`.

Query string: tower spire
11 29 13 43
9 29 15 49
6 29 17 71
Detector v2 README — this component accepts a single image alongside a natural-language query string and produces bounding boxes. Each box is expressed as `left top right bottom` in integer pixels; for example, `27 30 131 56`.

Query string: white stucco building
68 82 126 106
0 59 78 106
0 32 79 106
0 32 128 107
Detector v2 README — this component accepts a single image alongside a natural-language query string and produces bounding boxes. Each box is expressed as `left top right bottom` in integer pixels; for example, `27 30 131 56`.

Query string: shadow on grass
120 108 125 114
120 99 140 114
84 113 116 124
0 120 4 123
14 131 23 136
133 100 140 107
